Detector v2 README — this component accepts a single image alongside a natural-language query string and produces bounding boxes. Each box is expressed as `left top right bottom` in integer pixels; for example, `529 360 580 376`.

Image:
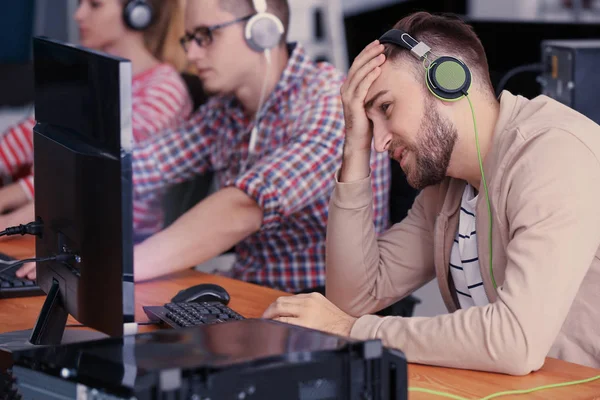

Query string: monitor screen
31 36 135 343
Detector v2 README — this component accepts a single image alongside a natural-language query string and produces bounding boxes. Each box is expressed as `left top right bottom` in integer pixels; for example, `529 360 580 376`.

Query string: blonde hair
141 0 188 72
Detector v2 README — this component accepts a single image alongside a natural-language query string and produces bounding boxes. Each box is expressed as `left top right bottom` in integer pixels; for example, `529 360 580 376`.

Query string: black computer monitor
0 37 135 361
32 36 136 344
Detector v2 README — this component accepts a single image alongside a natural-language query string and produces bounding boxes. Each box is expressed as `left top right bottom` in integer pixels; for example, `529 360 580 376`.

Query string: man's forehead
366 63 395 99
366 61 418 99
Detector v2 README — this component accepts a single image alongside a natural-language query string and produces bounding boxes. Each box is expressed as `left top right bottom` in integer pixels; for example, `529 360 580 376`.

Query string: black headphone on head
379 29 471 101
244 0 284 53
123 0 154 31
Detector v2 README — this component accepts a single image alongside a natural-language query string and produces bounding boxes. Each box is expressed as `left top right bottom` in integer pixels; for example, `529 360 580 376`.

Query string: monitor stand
0 279 108 370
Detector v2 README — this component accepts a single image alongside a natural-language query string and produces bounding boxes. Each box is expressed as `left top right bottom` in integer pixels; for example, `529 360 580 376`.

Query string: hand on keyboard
0 254 44 298
15 261 35 280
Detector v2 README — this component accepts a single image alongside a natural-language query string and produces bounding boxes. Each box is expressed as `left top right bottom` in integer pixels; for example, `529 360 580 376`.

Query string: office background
1 0 599 318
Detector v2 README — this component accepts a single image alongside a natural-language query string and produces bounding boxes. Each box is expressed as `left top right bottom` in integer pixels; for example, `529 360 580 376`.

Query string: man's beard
393 100 458 190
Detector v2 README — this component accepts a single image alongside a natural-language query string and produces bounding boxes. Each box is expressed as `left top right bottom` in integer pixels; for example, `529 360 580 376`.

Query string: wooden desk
1 238 599 399
0 237 285 332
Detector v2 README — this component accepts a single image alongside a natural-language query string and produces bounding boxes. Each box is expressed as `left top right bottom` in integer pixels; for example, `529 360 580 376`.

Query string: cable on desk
0 253 78 275
408 374 600 399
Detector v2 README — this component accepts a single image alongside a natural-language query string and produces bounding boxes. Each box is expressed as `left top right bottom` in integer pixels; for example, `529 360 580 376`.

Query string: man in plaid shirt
133 0 390 292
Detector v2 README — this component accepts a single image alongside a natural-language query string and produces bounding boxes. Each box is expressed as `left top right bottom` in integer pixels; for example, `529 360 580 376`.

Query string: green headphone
378 29 497 290
379 29 472 102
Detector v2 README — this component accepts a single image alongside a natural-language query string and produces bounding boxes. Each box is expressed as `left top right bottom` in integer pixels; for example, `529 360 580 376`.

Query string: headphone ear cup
426 56 471 101
245 13 284 52
123 0 153 31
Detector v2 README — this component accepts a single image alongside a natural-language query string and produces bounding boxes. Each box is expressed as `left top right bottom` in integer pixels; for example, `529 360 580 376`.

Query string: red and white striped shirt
0 63 192 232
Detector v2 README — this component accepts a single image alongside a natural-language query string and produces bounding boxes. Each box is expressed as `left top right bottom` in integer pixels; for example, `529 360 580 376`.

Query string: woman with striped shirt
0 0 193 257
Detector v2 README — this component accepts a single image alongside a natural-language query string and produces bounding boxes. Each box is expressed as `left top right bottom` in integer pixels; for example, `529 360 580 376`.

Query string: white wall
34 0 71 41
288 0 349 71
0 105 33 134
468 0 540 19
412 279 448 317
468 0 600 22
341 0 406 16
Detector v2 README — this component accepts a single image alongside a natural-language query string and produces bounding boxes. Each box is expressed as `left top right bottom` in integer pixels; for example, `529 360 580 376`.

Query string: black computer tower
11 319 408 400
539 39 600 124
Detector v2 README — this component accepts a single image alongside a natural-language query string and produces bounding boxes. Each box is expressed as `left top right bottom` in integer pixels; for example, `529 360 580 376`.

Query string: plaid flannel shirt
133 43 391 292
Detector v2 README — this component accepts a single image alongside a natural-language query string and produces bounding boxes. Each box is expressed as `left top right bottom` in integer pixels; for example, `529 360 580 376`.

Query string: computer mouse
171 283 231 305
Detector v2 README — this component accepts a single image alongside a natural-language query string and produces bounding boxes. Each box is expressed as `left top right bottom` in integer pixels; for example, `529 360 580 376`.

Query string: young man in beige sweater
262 12 600 375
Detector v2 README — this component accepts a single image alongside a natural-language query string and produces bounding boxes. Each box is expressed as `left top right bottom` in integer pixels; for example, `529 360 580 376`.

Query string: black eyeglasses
180 14 253 52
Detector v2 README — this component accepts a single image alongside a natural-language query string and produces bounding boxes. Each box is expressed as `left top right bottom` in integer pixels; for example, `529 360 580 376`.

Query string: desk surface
0 237 599 399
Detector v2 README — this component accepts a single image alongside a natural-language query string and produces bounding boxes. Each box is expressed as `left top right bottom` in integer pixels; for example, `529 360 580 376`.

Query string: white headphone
123 0 153 31
246 0 284 157
244 0 284 52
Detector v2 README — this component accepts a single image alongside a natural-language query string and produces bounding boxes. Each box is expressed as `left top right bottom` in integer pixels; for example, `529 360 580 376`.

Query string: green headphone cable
408 373 600 399
421 57 495 287
464 92 496 289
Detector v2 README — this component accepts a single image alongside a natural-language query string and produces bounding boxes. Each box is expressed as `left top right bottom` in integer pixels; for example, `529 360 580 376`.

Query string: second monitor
32 36 136 343
0 36 135 365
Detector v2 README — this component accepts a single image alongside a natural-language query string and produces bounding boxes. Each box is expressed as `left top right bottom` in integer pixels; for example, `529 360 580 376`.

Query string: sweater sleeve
326 171 436 315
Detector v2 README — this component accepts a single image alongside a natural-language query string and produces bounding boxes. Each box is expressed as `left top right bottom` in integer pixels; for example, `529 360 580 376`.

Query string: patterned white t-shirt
449 184 490 309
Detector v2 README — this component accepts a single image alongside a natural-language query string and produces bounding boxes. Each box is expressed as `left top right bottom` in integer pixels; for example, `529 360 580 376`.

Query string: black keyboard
0 252 44 299
143 302 245 329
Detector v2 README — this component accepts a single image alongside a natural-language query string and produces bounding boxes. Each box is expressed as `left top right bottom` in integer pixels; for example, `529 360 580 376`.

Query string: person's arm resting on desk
270 131 600 375
334 132 600 375
135 187 262 281
269 135 600 375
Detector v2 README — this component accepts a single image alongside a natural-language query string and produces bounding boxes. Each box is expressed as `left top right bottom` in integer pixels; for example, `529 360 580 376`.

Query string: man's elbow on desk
504 353 546 376
477 341 546 376
476 331 547 376
349 303 549 376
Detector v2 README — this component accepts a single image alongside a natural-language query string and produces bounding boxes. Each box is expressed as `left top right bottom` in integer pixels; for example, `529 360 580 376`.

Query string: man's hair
218 0 290 43
384 12 494 99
